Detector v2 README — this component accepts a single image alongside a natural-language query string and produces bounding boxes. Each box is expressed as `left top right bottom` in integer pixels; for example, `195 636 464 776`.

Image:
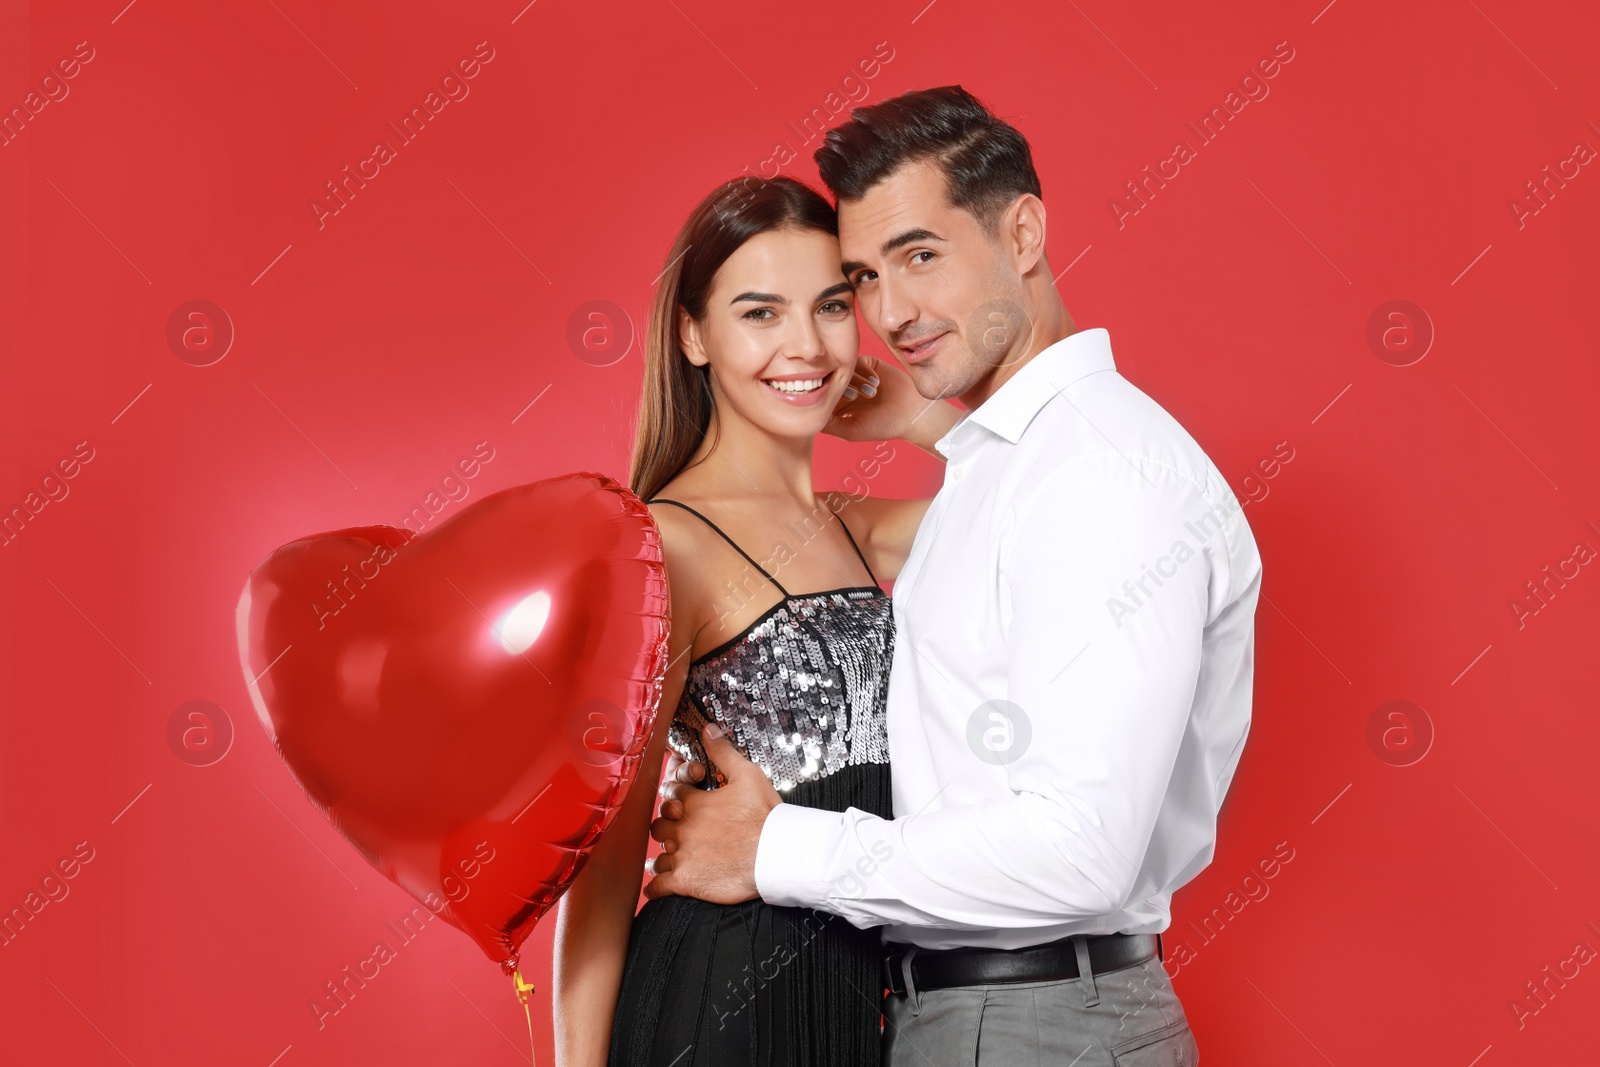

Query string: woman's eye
818 300 851 315
742 308 775 322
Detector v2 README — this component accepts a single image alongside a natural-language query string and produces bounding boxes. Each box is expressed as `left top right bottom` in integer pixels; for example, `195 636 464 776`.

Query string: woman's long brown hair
629 175 839 503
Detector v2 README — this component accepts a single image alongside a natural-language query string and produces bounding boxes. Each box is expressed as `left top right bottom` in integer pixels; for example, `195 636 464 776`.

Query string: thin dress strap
647 498 790 597
833 511 878 587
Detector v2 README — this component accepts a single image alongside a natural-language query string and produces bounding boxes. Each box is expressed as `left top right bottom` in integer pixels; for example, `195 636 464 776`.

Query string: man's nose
874 275 916 336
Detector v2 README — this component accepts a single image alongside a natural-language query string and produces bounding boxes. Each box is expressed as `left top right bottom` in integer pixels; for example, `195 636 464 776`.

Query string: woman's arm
902 396 964 461
552 516 697 1067
823 383 963 582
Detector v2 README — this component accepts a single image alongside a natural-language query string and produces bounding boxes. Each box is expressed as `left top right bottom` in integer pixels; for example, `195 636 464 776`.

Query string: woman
552 175 961 1066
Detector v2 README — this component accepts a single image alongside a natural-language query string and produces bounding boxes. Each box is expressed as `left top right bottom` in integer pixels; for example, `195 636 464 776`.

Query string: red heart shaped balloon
235 472 668 973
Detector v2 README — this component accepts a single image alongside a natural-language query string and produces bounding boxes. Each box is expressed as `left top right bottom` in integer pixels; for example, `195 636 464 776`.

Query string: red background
4 0 1598 1063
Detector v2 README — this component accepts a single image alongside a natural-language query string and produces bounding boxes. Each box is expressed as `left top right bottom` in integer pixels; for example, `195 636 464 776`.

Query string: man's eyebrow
730 291 787 305
881 227 944 256
840 228 946 279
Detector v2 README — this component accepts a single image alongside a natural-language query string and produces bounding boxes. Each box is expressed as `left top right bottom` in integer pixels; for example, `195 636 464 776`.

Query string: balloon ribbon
511 967 538 1066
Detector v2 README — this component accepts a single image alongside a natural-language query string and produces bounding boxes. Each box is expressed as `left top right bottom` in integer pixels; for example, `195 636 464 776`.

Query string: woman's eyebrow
730 291 787 305
815 281 853 301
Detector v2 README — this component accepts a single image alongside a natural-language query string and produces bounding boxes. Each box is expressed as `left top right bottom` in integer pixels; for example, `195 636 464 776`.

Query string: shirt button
952 468 964 482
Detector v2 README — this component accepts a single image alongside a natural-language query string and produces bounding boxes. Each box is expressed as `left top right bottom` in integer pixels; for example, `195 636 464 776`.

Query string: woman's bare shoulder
820 490 878 531
643 496 719 654
821 491 931 541
820 490 934 582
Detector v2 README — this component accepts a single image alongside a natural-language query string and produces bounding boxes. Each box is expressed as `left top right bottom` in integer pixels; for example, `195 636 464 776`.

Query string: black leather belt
884 932 1161 996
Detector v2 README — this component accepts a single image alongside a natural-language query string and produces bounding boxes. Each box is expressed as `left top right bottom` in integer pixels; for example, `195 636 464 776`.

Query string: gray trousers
882 942 1199 1066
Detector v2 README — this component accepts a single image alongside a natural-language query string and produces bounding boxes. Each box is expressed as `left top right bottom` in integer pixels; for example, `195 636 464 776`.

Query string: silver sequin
668 587 894 793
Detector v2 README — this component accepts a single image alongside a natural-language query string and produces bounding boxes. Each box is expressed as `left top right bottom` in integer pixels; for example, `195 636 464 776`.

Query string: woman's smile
760 369 836 403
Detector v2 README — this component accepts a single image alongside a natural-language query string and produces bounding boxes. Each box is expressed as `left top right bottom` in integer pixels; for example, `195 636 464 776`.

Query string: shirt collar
933 327 1116 458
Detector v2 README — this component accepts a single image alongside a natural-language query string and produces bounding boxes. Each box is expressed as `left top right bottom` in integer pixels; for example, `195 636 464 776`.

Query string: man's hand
644 724 783 905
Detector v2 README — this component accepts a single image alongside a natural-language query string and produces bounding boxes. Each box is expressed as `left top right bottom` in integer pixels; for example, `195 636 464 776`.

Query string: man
646 85 1261 1064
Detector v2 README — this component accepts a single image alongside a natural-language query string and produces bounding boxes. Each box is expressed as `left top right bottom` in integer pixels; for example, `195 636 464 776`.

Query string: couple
554 86 1262 1066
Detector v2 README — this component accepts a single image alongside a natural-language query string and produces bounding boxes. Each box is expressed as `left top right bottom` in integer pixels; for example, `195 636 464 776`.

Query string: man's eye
854 271 877 285
742 308 774 321
912 250 935 264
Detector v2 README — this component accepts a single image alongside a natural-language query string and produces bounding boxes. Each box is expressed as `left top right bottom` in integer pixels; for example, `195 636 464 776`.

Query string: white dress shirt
752 327 1262 951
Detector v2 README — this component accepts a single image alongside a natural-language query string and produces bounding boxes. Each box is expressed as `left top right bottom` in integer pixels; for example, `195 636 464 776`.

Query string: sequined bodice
668 586 895 793
646 495 894 800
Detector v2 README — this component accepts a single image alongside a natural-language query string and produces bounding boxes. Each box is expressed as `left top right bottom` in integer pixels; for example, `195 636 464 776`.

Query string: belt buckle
883 950 905 996
884 946 919 998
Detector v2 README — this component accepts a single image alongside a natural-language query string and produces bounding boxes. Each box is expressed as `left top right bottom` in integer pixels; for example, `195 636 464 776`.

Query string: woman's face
682 226 859 438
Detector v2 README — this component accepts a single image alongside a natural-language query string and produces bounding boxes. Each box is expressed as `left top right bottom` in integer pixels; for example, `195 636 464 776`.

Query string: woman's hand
825 354 963 455
824 354 925 444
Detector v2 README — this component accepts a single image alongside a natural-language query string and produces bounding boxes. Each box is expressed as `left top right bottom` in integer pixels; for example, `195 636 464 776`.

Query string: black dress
609 498 895 1067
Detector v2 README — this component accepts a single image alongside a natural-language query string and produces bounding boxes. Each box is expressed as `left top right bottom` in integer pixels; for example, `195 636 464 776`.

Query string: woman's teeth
764 376 827 394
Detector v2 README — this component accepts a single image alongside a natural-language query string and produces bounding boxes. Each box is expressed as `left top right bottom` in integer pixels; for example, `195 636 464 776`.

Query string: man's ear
678 306 709 367
1005 194 1048 276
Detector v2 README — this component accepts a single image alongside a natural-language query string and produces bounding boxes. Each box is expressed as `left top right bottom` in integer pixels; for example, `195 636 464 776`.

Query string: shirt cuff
753 801 845 909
